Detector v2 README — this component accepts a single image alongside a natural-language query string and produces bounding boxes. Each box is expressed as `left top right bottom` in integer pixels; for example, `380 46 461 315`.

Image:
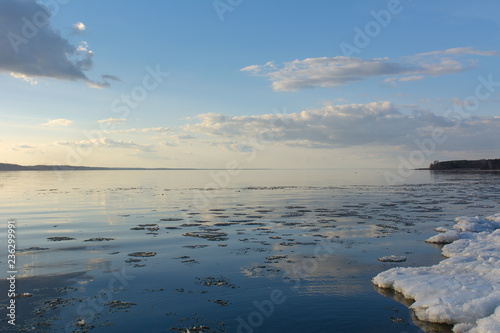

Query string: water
1 169 499 332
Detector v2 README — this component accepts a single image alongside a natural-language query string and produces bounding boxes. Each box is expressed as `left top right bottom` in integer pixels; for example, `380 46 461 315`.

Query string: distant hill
428 159 500 171
0 163 195 171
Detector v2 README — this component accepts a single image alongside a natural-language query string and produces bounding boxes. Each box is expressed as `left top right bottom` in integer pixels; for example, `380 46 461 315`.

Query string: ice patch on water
378 255 407 262
372 213 500 332
426 229 462 244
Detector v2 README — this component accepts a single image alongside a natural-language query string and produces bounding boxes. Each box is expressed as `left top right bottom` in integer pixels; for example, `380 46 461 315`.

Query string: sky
1 0 500 169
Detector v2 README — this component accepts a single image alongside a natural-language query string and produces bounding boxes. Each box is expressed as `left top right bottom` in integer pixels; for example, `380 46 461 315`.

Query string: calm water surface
1 169 499 332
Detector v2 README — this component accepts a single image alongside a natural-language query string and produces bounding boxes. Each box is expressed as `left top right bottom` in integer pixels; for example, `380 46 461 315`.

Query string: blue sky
1 0 499 168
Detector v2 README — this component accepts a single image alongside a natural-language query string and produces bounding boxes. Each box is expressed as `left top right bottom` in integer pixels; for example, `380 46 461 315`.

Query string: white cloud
384 74 425 87
56 137 155 152
0 1 117 88
11 144 36 151
240 64 261 72
416 47 499 57
10 72 38 85
98 118 127 125
241 48 496 91
41 119 74 127
72 22 86 34
141 127 174 133
77 41 88 52
104 126 174 134
184 101 500 154
172 134 195 140
105 128 138 134
160 133 196 147
452 97 477 107
398 75 425 82
185 101 451 148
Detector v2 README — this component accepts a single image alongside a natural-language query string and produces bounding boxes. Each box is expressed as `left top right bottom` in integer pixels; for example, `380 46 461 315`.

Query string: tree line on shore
429 158 500 170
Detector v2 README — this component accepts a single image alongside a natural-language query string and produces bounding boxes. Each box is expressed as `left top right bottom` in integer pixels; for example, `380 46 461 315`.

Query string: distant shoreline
418 168 500 172
0 163 280 171
425 158 500 171
3 161 500 172
0 163 197 171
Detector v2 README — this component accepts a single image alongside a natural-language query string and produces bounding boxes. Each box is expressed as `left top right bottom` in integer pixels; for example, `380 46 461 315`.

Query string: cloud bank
185 101 500 152
0 0 116 87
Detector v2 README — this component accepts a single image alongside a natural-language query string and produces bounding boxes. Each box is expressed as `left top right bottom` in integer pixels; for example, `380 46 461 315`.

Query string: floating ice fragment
378 255 407 262
425 230 461 244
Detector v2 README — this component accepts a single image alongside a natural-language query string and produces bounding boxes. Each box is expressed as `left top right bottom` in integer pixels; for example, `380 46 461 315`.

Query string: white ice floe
433 226 449 233
377 255 407 262
425 229 462 244
372 213 500 332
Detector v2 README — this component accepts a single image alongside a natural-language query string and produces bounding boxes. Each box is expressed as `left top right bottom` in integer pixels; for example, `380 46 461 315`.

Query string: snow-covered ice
426 215 500 244
433 226 449 233
372 213 500 332
425 229 462 244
